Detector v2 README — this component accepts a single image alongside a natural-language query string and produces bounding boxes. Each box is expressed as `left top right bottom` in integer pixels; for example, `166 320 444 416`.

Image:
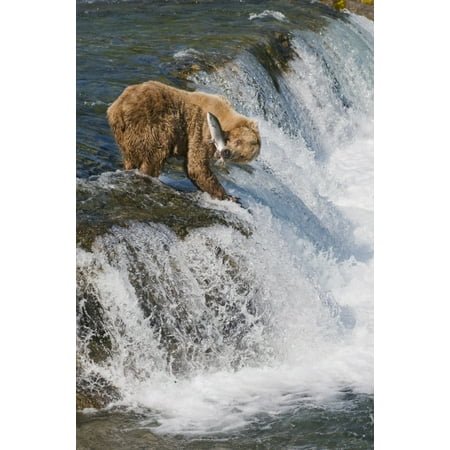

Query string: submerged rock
77 410 176 449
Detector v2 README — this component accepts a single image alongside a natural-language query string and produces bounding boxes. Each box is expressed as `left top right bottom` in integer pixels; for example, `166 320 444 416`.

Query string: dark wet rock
76 170 255 406
77 266 113 364
76 392 107 411
171 51 233 81
250 32 299 92
171 31 304 84
76 373 121 410
76 170 252 251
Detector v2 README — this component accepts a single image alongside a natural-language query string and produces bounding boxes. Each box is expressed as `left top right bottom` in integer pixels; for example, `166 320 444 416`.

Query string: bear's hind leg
123 159 136 171
140 158 164 177
139 146 168 177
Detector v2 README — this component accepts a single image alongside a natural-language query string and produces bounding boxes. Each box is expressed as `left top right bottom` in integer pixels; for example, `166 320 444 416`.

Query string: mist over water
77 1 373 446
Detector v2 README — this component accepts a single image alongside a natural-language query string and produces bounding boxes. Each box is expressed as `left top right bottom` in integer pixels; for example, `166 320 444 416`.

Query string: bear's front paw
224 194 241 205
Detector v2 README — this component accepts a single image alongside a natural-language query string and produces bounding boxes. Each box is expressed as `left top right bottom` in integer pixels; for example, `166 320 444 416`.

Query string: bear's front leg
185 150 240 201
186 156 226 200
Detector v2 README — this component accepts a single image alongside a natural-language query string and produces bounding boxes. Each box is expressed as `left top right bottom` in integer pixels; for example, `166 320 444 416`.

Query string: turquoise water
77 391 373 448
77 1 373 448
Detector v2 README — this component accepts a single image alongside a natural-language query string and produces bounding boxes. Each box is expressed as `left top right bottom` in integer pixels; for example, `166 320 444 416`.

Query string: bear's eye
235 139 242 146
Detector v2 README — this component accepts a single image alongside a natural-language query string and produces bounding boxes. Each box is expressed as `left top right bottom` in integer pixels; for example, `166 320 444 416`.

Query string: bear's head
224 121 261 164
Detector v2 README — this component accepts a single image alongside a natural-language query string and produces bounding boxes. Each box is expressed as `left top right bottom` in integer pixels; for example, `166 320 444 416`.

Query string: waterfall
77 8 373 435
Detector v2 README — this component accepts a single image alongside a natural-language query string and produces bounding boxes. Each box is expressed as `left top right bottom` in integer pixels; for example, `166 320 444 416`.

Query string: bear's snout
221 148 232 159
214 148 232 160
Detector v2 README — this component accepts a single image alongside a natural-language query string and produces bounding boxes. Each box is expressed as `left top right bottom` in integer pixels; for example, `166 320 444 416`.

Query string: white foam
249 10 288 22
98 199 373 433
173 48 202 59
133 17 374 432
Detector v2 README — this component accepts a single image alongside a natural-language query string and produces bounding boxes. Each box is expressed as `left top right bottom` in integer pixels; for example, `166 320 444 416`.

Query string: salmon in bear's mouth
207 112 233 163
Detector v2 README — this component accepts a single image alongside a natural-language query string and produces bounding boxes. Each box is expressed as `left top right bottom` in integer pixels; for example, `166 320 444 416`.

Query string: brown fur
107 81 261 200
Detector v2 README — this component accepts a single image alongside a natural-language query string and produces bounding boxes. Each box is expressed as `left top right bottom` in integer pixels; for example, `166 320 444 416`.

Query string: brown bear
107 81 261 201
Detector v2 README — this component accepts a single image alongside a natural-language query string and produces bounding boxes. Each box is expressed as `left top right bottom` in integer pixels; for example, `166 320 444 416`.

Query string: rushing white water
248 10 289 22
77 13 373 435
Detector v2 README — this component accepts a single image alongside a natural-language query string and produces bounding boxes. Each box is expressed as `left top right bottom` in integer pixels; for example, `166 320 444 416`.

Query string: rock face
76 170 253 410
319 0 374 20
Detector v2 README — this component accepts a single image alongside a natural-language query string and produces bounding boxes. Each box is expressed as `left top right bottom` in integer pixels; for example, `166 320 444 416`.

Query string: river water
76 0 373 448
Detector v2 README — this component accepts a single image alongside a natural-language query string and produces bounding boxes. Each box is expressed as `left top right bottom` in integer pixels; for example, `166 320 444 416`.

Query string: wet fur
107 81 261 200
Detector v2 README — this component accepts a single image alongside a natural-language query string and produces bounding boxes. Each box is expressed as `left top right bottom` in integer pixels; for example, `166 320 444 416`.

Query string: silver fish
207 112 231 163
